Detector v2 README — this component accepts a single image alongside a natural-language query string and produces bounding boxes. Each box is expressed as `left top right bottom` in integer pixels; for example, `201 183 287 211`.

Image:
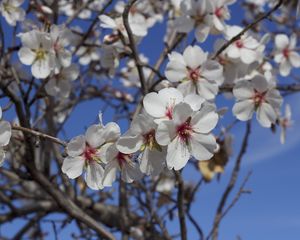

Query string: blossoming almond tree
0 0 300 239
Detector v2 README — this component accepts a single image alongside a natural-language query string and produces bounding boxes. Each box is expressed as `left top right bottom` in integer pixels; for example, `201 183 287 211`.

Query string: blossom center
283 48 290 58
188 67 200 82
235 40 244 48
253 90 266 107
117 152 130 168
35 48 47 60
215 7 224 18
83 145 97 162
143 129 161 151
176 118 193 143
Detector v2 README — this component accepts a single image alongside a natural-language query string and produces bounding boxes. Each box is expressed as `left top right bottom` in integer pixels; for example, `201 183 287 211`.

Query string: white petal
201 60 224 84
139 148 165 176
166 137 190 170
85 162 104 190
99 15 117 29
156 120 176 146
240 48 257 64
256 102 276 128
183 94 205 111
31 57 52 79
191 105 218 134
183 45 207 69
279 59 291 76
289 52 300 68
252 75 269 92
165 60 188 82
66 135 86 157
116 134 143 154
18 47 36 65
232 100 255 121
85 124 104 148
62 156 85 179
196 80 219 100
233 81 254 100
143 92 168 118
275 34 289 50
190 133 216 160
121 161 143 183
102 159 118 187
0 121 11 146
172 102 193 126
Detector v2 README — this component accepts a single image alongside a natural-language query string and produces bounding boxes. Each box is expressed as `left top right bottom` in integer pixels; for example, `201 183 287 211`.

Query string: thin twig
175 171 187 240
123 0 147 95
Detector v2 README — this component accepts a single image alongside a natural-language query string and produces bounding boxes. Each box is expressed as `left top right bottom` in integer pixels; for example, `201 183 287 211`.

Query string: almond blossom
102 143 143 186
117 113 166 176
45 64 79 98
232 75 283 127
155 102 218 170
274 34 300 76
0 107 12 166
225 26 261 64
62 121 120 190
49 25 73 72
18 30 56 79
173 0 213 42
210 0 236 33
99 14 148 38
165 45 224 99
0 0 25 26
143 87 205 124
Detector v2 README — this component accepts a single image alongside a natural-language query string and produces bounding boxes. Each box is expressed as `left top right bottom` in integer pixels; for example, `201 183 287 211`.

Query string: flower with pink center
232 75 283 128
165 45 223 99
274 34 300 76
210 0 236 33
62 122 121 190
49 25 73 72
117 113 166 176
102 143 143 186
155 102 219 170
173 0 213 42
143 87 204 123
225 26 260 64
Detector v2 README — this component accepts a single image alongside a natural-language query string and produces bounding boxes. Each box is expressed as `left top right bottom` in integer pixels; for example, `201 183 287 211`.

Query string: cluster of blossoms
0 0 297 189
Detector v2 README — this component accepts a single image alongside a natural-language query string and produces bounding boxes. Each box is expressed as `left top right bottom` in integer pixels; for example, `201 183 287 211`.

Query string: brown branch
122 0 147 95
175 170 187 240
12 125 67 147
213 0 285 60
209 121 251 240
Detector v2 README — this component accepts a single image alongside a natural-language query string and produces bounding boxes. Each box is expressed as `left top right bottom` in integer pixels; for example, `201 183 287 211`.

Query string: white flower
50 25 73 72
76 44 101 66
99 14 148 37
117 113 166 176
18 30 56 79
143 87 205 124
62 122 120 190
45 64 79 98
165 45 224 99
279 104 293 144
102 143 143 186
0 0 25 26
232 75 283 127
174 0 213 42
210 0 236 33
225 26 260 64
274 34 300 76
155 102 218 170
0 107 12 166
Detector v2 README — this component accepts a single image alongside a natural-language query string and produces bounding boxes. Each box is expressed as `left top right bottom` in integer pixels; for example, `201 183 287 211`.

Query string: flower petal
62 156 85 179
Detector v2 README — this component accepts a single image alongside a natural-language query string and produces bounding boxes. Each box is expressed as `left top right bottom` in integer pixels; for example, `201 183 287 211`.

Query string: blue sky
1 0 300 239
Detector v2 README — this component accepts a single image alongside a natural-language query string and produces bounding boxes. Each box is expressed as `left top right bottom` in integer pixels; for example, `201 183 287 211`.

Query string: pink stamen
165 106 174 120
235 40 244 48
83 145 97 162
188 67 200 82
252 90 266 107
215 7 224 18
176 118 193 143
283 48 290 58
117 152 130 168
